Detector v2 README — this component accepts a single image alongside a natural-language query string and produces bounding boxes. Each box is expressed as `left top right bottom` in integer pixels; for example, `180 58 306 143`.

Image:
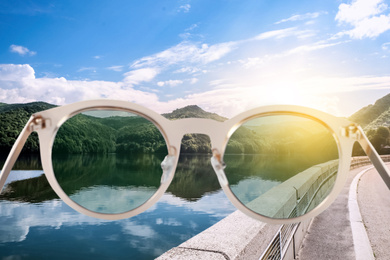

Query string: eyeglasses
1 99 389 224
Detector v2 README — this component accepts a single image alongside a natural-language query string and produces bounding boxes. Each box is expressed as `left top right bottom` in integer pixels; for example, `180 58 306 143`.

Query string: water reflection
52 153 165 214
0 148 335 258
0 153 239 259
1 154 224 203
0 170 236 259
167 154 221 201
224 154 316 205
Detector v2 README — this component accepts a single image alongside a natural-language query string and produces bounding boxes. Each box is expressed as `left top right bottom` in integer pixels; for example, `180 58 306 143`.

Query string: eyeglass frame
1 99 389 225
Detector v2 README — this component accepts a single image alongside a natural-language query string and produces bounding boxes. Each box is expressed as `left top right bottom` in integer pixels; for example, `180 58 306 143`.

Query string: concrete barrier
156 210 280 260
248 160 338 219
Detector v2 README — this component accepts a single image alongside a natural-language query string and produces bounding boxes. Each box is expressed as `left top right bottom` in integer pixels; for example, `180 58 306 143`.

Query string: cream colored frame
1 99 389 224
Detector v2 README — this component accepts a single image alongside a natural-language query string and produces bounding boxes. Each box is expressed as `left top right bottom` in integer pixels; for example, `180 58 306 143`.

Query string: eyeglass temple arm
357 126 390 190
0 116 34 192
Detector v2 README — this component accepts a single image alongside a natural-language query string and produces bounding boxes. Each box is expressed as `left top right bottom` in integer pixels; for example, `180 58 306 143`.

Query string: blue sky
1 0 390 117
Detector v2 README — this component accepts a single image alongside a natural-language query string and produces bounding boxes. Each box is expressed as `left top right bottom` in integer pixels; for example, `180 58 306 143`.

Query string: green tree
369 126 390 154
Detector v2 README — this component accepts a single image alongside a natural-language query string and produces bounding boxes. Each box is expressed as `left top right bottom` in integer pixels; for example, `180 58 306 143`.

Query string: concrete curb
348 166 375 260
156 210 280 260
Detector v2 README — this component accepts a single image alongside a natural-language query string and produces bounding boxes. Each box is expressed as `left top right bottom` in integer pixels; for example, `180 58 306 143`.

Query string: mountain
349 93 390 129
0 102 225 155
6 96 390 156
163 105 227 122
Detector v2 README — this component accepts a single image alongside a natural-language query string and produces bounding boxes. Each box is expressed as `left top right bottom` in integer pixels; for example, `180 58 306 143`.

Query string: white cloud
174 67 201 74
131 41 237 69
1 63 390 119
185 23 198 31
346 15 390 39
254 27 315 40
336 0 390 39
237 39 345 69
286 40 345 55
93 55 102 59
275 12 325 24
254 28 296 40
123 68 159 85
382 42 390 50
106 65 124 72
130 27 317 81
178 4 191 13
78 67 96 73
157 79 183 87
179 32 192 39
0 64 35 82
180 24 199 39
189 78 198 84
9 44 36 56
0 64 159 105
336 0 387 24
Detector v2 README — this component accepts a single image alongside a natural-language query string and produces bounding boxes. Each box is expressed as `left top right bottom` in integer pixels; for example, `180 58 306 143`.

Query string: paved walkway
298 164 390 260
357 166 390 259
296 166 364 260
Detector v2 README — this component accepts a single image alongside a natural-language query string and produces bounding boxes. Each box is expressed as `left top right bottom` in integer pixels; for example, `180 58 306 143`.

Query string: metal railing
259 155 390 260
260 162 336 260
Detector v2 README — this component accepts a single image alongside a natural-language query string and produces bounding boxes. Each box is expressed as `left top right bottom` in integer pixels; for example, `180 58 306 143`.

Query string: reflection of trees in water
1 154 222 203
224 150 338 184
0 154 42 170
167 154 220 201
52 153 165 196
0 144 339 205
224 154 310 183
0 174 58 202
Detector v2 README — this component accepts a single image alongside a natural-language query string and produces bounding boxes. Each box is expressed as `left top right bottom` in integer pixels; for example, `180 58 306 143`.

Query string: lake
0 152 329 259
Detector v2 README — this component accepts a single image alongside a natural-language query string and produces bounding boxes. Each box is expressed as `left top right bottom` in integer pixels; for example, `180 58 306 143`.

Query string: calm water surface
0 154 259 260
0 152 309 259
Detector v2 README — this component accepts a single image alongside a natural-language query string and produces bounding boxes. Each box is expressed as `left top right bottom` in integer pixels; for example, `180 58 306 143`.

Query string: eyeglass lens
51 109 168 214
224 114 339 219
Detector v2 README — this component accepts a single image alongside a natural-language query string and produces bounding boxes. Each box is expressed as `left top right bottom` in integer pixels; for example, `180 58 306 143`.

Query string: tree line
1 102 390 156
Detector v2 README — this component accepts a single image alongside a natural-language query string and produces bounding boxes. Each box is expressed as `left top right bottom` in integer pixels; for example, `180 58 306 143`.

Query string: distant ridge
163 105 227 122
0 101 55 114
349 93 390 129
0 102 225 155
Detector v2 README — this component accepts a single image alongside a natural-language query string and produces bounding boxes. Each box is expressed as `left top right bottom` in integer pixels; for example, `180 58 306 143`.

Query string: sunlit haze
1 0 390 117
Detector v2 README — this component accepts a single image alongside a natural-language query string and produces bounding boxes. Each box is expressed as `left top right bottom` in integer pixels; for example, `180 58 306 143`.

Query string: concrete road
357 166 390 260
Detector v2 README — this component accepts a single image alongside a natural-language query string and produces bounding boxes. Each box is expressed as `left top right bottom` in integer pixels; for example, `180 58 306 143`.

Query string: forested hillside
0 103 226 155
0 102 56 154
349 93 390 154
350 93 390 128
3 95 390 157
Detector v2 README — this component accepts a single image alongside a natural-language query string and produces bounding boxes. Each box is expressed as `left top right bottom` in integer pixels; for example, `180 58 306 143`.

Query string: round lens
224 114 339 219
52 109 168 214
